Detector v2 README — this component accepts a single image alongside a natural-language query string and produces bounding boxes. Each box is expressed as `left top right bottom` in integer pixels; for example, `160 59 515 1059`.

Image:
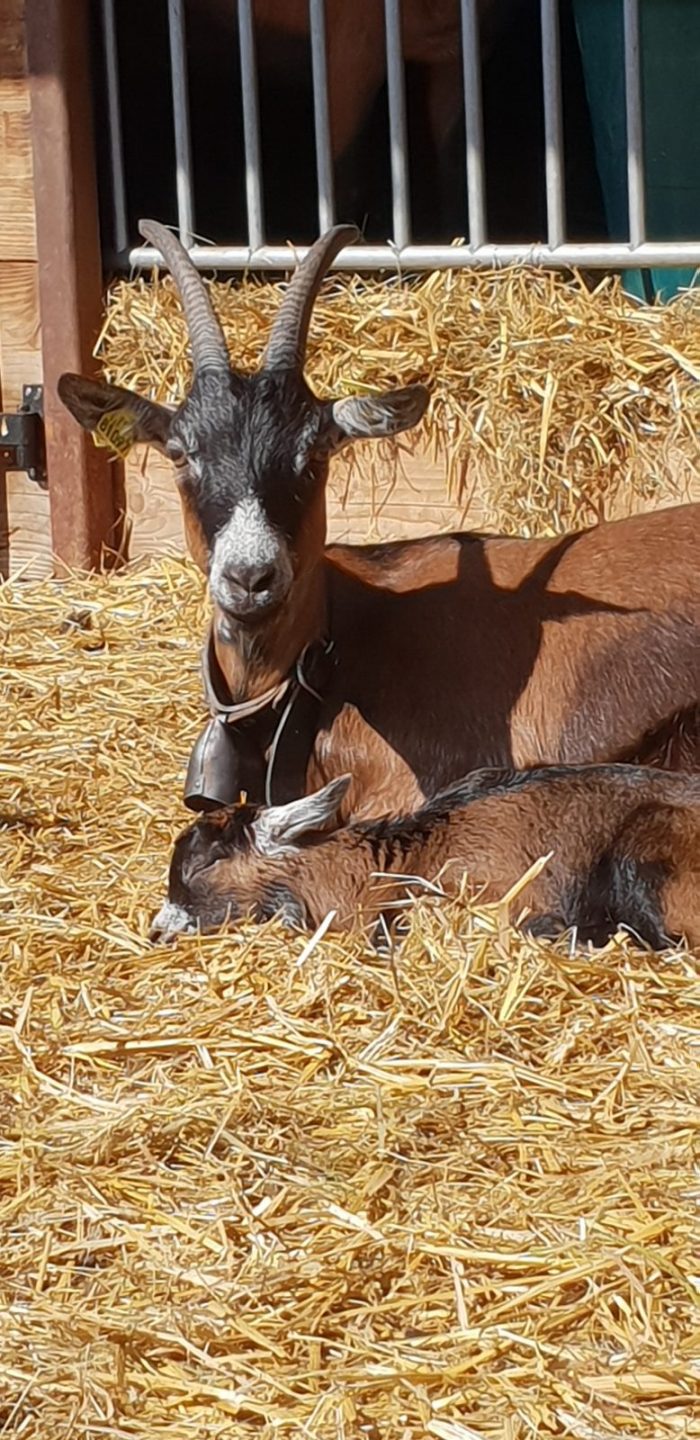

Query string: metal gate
98 0 700 272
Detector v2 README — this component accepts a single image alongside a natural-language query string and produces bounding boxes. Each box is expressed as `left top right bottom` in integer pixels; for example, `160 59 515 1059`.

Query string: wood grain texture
26 0 121 570
125 443 487 560
0 0 27 81
0 5 46 574
0 258 40 407
125 438 700 562
0 259 50 577
3 472 51 577
0 177 36 261
0 58 36 260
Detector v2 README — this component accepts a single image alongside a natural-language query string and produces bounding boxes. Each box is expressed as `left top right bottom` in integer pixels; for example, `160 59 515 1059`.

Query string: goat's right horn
264 224 359 373
139 219 229 376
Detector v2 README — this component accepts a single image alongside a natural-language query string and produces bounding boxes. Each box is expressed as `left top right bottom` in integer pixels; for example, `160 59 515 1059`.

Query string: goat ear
58 373 173 455
323 384 429 451
253 774 352 856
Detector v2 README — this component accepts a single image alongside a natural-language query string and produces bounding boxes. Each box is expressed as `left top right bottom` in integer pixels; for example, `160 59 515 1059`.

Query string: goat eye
167 442 193 467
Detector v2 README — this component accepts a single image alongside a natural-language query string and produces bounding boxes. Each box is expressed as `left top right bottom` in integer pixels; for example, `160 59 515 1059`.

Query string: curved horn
264 224 359 373
139 219 229 375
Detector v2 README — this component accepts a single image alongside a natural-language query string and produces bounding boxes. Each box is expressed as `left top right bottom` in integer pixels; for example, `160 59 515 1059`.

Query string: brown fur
59 221 699 824
209 507 700 822
156 764 700 949
202 1 514 165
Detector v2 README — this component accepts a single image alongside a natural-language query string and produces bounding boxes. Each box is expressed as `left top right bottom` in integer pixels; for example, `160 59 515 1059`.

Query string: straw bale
1 560 699 1438
99 267 700 536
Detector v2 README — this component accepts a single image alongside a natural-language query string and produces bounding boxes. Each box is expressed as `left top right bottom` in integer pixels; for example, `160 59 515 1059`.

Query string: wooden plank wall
0 0 51 578
125 446 476 560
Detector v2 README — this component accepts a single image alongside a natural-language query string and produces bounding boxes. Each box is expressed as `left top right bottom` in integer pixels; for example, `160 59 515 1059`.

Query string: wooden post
25 0 122 572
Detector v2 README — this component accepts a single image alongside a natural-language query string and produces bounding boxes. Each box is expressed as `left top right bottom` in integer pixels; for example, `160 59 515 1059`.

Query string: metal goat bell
184 627 275 812
183 717 266 812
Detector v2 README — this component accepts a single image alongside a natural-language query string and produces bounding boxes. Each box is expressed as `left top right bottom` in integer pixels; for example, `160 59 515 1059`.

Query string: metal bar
238 0 265 250
127 241 700 272
309 0 335 231
26 0 122 572
383 0 410 248
460 0 486 249
100 0 128 255
623 0 645 246
168 0 195 246
540 0 565 248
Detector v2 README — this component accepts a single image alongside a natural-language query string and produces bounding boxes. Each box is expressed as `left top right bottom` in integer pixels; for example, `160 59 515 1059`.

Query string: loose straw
1 558 699 1437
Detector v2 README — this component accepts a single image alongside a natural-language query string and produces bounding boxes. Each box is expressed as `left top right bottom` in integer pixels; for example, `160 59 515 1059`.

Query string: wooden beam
25 0 122 571
0 261 51 578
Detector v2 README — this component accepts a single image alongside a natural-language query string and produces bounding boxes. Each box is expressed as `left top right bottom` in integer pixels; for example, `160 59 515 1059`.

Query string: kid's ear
252 774 352 855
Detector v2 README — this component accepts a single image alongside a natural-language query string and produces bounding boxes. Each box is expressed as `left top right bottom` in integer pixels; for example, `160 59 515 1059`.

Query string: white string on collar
217 676 291 723
200 633 335 804
201 633 291 722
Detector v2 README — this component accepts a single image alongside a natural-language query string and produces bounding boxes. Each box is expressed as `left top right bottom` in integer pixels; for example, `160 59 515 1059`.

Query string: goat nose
227 560 277 596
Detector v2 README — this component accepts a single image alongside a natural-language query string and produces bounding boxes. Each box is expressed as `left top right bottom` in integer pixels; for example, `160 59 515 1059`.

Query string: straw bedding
99 266 700 534
1 559 699 1438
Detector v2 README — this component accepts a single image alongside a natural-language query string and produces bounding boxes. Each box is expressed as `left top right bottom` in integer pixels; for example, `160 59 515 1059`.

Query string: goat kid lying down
151 764 700 950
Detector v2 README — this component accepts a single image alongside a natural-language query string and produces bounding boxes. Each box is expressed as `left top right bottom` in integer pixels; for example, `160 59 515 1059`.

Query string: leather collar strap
200 632 292 721
183 629 335 813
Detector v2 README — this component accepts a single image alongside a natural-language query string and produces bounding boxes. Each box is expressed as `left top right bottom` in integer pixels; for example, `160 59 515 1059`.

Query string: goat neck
210 535 328 702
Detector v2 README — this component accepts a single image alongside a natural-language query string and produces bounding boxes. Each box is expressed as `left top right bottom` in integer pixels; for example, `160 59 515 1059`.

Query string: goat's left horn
139 219 229 375
264 225 359 373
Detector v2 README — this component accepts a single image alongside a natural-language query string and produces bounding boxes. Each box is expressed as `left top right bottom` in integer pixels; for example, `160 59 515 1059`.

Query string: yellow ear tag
234 791 248 809
93 409 137 459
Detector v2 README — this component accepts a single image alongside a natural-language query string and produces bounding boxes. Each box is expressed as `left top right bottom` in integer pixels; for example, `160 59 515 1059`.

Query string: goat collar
183 626 334 813
200 642 292 722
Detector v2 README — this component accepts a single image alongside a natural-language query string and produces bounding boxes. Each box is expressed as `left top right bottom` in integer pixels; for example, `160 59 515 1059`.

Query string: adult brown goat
150 764 700 951
59 224 700 823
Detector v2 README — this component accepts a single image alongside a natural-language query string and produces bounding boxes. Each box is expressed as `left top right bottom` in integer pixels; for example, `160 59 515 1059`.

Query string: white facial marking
150 900 197 943
209 497 291 603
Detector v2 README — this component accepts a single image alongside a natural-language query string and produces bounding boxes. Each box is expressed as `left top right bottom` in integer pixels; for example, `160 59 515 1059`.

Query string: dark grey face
149 803 305 941
167 369 326 619
58 221 430 625
148 805 256 942
149 776 351 943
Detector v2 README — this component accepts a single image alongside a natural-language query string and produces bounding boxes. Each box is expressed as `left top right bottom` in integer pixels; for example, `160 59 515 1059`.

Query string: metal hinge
0 385 47 488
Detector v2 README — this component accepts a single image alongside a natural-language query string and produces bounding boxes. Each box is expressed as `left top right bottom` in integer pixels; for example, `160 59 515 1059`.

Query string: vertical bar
309 0 335 231
167 0 195 246
100 0 128 255
383 0 410 248
540 0 565 249
238 0 265 250
460 0 486 249
623 0 646 247
26 0 122 572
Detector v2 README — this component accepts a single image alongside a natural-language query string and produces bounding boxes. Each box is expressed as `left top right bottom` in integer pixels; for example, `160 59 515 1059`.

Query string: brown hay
99 267 700 536
2 560 700 1438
